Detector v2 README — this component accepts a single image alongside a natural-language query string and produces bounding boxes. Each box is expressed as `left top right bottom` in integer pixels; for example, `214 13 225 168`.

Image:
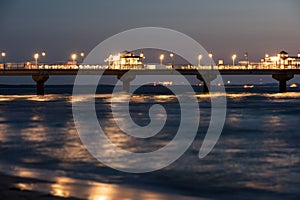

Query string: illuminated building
262 51 300 69
105 51 144 69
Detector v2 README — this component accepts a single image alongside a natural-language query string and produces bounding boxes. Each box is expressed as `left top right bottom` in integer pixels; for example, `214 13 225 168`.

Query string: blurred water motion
0 85 300 199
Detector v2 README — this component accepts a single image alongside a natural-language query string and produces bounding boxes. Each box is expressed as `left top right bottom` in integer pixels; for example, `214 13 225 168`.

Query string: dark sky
0 0 300 84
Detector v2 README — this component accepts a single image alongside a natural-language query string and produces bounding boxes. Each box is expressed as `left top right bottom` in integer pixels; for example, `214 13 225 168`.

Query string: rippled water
0 85 300 199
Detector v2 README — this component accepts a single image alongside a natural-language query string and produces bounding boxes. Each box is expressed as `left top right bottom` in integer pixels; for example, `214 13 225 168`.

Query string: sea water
0 85 299 199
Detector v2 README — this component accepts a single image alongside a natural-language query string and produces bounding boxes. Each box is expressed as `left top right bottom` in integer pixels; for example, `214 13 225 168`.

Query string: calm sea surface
0 85 299 199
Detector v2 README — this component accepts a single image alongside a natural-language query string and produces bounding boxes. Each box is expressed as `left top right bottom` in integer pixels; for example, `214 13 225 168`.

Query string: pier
1 63 300 95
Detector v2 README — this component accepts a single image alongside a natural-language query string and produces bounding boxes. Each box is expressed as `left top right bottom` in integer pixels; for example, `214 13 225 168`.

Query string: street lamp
71 53 77 64
244 52 249 67
41 51 46 67
208 52 213 67
160 54 164 68
34 53 39 68
140 52 145 68
80 52 85 63
198 54 202 67
170 53 174 68
232 54 237 66
1 52 6 64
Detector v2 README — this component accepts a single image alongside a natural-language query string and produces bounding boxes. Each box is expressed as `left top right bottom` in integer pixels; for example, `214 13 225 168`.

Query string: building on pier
262 51 300 69
105 51 144 69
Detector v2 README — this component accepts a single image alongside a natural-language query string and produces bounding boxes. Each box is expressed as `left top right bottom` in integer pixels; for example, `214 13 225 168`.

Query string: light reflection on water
15 175 203 200
0 87 300 199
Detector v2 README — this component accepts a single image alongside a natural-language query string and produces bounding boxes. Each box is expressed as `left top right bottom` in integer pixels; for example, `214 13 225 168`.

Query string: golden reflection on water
14 175 201 200
264 115 282 126
0 92 299 104
15 169 39 179
50 181 71 198
20 124 49 142
265 92 300 98
0 94 69 102
0 122 9 141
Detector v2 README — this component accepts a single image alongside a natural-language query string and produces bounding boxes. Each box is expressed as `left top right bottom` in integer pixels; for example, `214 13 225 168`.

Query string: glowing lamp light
232 54 237 66
198 54 202 66
71 53 77 63
160 54 164 67
208 52 213 67
1 52 6 64
160 54 164 60
34 53 39 67
34 53 39 60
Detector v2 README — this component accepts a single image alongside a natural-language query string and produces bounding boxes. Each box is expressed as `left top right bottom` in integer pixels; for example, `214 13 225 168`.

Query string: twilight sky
0 0 299 84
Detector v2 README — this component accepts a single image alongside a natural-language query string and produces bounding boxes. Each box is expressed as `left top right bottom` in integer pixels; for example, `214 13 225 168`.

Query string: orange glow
71 53 77 62
34 53 39 60
160 54 164 60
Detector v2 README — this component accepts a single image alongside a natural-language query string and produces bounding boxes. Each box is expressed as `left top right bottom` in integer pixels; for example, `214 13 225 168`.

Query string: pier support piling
197 74 217 93
272 74 294 93
117 74 136 93
32 75 49 95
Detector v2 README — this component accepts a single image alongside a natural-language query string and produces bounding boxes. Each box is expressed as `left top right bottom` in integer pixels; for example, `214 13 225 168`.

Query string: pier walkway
0 63 300 95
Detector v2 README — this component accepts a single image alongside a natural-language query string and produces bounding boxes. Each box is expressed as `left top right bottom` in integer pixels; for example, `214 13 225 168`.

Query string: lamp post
244 52 249 67
232 54 237 66
208 52 213 68
140 52 145 68
170 53 174 68
160 54 164 68
1 52 6 69
80 52 85 63
34 53 39 68
1 52 6 64
198 54 202 67
41 51 46 68
71 53 77 64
